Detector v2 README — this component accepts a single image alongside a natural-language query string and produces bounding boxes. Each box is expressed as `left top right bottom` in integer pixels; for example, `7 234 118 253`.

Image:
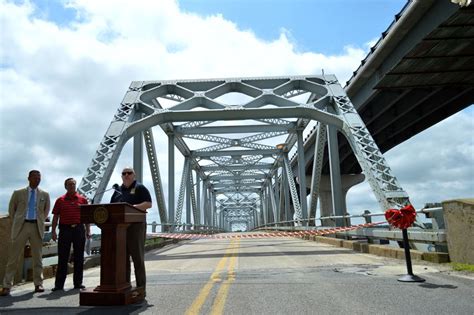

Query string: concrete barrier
313 235 342 247
443 198 474 264
306 234 449 263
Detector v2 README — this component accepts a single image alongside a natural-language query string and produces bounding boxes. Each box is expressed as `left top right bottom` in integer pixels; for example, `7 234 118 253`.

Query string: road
1 233 473 314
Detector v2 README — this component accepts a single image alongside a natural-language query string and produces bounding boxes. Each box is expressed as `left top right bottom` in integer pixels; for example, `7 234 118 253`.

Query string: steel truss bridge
77 75 411 232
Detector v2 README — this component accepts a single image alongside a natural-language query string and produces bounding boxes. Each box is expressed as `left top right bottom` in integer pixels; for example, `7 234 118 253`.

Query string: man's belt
24 219 37 223
60 223 81 228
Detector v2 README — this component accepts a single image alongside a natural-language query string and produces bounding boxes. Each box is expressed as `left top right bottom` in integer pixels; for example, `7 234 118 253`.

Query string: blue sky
0 0 472 228
29 0 408 54
179 0 407 54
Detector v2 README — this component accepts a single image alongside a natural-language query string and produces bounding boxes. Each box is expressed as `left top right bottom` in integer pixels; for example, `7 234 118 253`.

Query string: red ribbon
384 204 416 229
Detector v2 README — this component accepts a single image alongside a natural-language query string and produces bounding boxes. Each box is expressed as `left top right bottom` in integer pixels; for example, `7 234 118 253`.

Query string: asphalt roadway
0 232 473 315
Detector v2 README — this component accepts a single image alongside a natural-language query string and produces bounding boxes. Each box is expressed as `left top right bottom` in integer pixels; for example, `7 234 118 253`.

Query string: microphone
110 183 123 202
92 184 122 204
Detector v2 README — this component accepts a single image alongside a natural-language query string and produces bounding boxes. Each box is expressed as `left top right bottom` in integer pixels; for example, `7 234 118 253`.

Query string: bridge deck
1 234 472 314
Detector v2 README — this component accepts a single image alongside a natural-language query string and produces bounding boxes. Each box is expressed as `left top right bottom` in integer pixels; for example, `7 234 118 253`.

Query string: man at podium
110 167 152 294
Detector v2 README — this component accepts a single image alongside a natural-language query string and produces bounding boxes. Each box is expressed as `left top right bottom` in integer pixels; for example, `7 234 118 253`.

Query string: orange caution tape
150 221 386 240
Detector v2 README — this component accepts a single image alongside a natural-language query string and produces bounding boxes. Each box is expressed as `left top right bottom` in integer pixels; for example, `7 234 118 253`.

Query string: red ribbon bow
384 204 416 229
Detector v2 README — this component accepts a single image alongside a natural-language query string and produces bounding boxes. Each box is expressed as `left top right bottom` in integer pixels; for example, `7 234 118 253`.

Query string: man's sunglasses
122 171 134 176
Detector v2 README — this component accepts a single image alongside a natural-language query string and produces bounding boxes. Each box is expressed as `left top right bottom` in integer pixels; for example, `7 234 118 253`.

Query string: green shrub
451 263 474 273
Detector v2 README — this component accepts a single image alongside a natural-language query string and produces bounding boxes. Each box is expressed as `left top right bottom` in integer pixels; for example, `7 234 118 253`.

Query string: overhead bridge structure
303 1 474 179
296 0 473 222
77 75 411 232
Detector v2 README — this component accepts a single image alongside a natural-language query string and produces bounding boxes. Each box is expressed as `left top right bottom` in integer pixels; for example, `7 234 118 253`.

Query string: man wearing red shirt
51 178 91 291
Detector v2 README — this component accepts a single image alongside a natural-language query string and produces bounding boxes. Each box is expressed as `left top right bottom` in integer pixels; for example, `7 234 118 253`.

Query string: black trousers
55 224 85 288
126 222 146 288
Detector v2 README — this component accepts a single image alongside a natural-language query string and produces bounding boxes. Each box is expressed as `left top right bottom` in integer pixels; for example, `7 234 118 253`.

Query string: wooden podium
79 203 146 305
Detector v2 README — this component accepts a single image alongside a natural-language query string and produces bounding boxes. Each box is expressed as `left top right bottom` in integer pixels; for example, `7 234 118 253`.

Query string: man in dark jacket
110 167 152 294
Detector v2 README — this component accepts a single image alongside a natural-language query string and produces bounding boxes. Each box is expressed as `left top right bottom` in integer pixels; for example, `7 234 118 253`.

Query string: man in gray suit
0 170 50 296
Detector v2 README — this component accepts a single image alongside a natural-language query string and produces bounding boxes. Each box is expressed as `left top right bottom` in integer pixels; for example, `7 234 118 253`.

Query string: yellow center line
185 240 238 315
210 239 240 315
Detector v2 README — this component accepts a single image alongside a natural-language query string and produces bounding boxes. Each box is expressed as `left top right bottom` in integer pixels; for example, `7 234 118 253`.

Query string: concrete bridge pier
306 174 365 227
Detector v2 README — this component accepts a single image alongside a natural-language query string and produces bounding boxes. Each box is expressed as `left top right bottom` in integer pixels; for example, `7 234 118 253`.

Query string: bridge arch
78 75 410 232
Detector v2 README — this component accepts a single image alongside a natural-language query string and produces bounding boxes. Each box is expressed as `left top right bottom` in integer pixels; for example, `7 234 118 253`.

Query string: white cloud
346 108 474 215
385 109 474 206
1 0 471 228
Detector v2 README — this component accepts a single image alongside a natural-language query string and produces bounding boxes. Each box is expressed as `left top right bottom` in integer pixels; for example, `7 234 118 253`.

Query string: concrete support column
307 174 365 226
442 199 474 264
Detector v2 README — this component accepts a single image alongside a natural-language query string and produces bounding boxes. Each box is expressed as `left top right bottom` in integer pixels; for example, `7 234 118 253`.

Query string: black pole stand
398 228 425 282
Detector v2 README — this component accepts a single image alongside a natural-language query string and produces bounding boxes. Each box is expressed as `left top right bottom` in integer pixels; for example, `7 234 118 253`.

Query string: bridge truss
78 75 410 232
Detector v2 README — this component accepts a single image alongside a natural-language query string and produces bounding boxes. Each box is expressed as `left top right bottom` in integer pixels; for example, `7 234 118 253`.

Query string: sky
0 0 473 228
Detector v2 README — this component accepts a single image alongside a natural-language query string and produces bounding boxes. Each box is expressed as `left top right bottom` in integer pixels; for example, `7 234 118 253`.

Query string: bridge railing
253 207 446 249
254 207 443 227
148 222 225 234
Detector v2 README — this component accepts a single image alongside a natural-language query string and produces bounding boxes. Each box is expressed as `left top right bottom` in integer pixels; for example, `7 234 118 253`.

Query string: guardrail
148 222 224 234
254 207 443 228
253 207 447 249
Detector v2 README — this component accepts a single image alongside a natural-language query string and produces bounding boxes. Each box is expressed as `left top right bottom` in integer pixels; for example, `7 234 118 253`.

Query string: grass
145 237 165 246
451 262 474 273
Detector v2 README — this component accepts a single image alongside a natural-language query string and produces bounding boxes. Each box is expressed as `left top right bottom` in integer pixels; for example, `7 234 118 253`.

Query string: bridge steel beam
133 114 143 182
190 170 199 227
176 157 190 225
297 129 308 225
326 79 409 210
283 153 303 223
196 175 201 226
327 124 346 227
78 75 413 231
308 123 326 225
266 181 276 224
185 165 191 229
143 129 168 231
168 134 175 230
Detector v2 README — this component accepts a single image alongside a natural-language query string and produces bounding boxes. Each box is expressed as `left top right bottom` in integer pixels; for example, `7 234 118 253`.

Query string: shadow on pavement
419 283 458 289
0 300 154 314
0 292 35 307
38 289 79 300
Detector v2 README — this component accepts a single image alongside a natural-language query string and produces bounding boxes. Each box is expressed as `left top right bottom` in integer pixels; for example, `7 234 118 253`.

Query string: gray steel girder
79 75 411 230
